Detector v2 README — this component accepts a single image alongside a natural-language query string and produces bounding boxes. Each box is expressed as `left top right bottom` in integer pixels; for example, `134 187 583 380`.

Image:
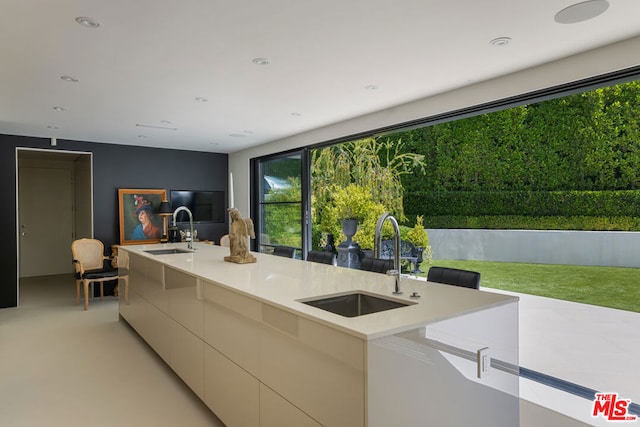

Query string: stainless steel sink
144 248 193 255
300 292 413 317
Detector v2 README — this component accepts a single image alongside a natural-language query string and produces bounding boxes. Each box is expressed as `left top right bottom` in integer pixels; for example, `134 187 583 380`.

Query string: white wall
229 35 640 217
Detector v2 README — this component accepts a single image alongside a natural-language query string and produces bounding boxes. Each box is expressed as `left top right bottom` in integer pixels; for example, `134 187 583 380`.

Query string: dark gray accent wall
1 133 228 308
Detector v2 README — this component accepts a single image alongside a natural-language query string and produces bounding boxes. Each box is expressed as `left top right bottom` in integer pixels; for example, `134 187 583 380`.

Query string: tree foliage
271 80 640 244
315 184 388 249
312 136 426 223
405 215 430 247
262 177 302 248
311 137 426 248
399 80 640 194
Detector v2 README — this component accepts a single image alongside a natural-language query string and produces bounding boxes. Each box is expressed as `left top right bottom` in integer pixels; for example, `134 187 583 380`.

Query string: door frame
251 148 311 257
15 147 93 305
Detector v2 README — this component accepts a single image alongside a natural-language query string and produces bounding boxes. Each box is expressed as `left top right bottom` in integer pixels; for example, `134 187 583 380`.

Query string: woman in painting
130 198 161 240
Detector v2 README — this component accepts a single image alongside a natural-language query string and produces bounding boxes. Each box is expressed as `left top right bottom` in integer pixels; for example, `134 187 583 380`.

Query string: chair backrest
71 239 105 272
219 234 230 247
306 250 335 265
427 266 481 289
272 246 296 258
360 257 394 274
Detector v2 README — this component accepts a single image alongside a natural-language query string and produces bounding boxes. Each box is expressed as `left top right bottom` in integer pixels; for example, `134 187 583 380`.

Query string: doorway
16 149 92 302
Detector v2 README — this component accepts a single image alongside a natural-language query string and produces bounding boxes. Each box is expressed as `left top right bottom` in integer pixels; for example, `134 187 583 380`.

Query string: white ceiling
1 0 639 154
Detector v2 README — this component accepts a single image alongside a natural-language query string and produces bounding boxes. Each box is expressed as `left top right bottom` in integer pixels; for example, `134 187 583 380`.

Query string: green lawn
416 259 640 313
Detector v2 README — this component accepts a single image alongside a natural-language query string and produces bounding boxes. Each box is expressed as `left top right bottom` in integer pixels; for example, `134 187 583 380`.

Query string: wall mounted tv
170 190 226 223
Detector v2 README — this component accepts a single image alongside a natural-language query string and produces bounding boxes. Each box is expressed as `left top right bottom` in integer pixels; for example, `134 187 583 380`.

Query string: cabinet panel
203 282 260 376
145 302 172 363
259 314 365 427
128 253 145 276
204 344 259 427
120 253 146 334
127 255 145 296
120 250 367 427
204 281 261 321
164 267 197 289
167 268 203 338
121 289 146 334
145 257 164 283
171 320 204 398
165 266 197 290
203 301 260 376
145 259 169 314
259 383 322 427
299 316 365 372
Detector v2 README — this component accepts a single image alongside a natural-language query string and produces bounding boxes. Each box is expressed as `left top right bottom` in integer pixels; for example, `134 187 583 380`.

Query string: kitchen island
118 242 520 427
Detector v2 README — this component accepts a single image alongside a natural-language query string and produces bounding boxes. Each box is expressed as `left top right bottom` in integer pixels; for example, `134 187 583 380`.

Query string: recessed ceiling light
243 130 253 135
490 37 511 47
291 112 302 117
230 133 247 138
52 106 65 111
137 135 148 139
195 97 208 102
160 120 172 124
555 0 609 24
364 85 378 90
75 17 100 28
60 75 78 82
47 125 60 130
252 58 270 65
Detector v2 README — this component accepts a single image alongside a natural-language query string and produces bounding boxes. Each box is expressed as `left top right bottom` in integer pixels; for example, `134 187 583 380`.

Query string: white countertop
120 242 518 340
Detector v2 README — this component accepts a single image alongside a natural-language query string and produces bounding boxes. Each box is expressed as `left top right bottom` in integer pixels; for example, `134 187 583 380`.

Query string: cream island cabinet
118 243 520 427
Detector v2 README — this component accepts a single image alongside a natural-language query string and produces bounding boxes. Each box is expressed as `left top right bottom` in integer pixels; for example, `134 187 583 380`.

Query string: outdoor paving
488 288 640 426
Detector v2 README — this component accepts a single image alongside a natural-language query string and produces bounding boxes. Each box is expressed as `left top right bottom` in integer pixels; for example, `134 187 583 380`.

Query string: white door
18 166 74 277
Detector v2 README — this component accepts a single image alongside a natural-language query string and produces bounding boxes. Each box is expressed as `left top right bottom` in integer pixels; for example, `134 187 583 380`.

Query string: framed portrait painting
118 188 166 245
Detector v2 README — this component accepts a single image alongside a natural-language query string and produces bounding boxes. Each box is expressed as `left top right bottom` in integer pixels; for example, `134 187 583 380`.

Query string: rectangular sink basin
300 292 412 317
144 248 193 255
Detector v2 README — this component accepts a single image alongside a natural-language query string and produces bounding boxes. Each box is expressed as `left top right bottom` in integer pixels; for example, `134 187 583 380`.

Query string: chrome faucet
374 212 402 295
172 206 195 250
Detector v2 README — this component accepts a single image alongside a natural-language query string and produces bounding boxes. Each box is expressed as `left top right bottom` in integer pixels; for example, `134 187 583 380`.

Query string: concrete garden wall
426 229 640 268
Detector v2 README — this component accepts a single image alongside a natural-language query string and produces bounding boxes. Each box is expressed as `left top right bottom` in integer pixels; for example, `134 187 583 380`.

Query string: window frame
250 148 311 257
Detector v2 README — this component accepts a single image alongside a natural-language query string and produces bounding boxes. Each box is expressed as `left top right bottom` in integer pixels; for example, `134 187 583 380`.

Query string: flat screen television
170 190 225 223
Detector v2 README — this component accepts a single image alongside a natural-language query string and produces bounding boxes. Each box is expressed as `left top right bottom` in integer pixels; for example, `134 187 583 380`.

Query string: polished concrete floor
0 275 224 427
2 275 637 426
492 288 640 427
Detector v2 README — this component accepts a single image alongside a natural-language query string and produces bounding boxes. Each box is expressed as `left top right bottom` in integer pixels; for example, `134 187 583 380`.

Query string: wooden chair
426 266 481 289
71 238 127 310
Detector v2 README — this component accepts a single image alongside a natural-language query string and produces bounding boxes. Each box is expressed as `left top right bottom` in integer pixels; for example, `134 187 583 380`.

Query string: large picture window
252 66 640 265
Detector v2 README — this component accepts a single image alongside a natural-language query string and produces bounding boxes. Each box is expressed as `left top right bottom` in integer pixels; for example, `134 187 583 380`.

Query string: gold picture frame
118 188 167 245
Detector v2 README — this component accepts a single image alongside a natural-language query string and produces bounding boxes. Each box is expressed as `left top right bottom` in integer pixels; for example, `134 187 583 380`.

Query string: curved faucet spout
374 212 402 295
172 206 195 250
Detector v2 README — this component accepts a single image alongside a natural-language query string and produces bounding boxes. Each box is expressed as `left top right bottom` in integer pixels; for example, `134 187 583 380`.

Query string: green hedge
421 215 640 231
405 190 640 217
